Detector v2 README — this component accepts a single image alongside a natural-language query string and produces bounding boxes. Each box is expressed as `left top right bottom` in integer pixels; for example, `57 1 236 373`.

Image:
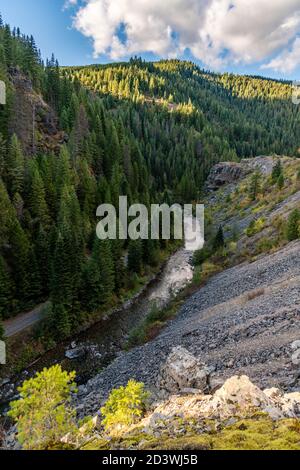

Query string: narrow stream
0 216 203 408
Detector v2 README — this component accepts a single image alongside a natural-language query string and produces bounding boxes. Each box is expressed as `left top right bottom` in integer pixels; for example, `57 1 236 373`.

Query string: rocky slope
68 348 300 451
9 67 67 154
75 240 300 417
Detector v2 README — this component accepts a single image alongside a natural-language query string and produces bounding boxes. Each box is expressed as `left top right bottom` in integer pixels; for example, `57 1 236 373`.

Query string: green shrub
193 247 211 266
101 380 150 433
245 217 266 237
8 365 77 450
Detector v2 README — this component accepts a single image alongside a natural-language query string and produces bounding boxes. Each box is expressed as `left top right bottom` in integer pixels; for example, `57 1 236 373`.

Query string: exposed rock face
157 346 210 394
143 375 300 431
206 156 285 191
9 67 67 155
206 162 245 190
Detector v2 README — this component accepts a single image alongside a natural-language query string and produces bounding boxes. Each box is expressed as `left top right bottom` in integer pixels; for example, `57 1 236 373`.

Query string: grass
79 416 300 451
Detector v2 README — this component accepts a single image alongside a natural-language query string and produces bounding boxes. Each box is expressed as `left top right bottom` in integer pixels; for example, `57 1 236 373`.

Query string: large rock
206 162 245 190
65 346 86 360
203 376 300 420
201 375 270 419
157 346 210 394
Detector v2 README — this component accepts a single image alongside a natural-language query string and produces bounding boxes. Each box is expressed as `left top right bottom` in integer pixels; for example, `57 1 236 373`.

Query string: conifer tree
277 173 284 190
286 209 300 242
249 171 261 201
128 239 143 275
81 238 115 311
9 220 31 309
213 226 225 251
27 161 50 227
7 134 25 196
0 255 12 319
272 159 282 184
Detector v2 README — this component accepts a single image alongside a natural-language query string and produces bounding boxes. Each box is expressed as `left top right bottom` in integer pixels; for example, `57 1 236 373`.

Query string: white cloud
71 0 300 71
263 37 300 73
63 0 78 11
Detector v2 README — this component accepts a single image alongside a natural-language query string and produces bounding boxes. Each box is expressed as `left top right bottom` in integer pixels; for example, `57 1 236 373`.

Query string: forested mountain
0 15 299 339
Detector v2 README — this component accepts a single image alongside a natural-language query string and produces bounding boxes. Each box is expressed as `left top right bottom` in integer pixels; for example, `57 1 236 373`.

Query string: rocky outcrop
206 162 245 190
157 346 210 394
206 156 288 191
9 67 67 155
142 375 300 434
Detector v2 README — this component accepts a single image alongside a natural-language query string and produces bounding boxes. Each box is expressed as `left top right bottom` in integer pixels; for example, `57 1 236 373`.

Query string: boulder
198 375 270 419
157 346 210 394
291 340 300 351
65 346 86 360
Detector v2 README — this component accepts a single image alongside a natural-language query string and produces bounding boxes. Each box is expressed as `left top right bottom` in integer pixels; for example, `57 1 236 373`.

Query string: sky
0 0 300 80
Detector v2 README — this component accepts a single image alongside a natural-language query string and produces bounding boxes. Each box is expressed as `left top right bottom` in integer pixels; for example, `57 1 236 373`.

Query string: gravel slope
76 241 300 416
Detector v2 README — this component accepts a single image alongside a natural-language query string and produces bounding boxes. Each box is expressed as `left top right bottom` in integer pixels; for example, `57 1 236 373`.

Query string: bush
8 365 77 450
101 380 150 433
193 247 211 266
245 217 266 237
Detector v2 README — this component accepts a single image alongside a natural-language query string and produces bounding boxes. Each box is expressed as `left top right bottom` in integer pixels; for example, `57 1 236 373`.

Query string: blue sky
0 0 299 80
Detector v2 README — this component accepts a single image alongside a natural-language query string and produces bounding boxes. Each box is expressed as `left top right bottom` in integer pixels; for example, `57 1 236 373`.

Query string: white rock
291 340 300 351
157 346 210 394
65 347 86 360
264 387 284 399
291 349 300 366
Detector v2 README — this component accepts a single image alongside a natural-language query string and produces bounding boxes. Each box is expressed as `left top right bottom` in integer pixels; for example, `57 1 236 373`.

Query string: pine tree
249 171 261 201
286 209 300 241
0 255 12 319
35 227 50 295
81 238 115 311
8 365 77 450
51 302 71 338
7 134 25 196
0 133 6 179
277 173 284 190
213 226 225 251
27 161 50 227
9 220 31 309
128 240 143 275
272 159 282 184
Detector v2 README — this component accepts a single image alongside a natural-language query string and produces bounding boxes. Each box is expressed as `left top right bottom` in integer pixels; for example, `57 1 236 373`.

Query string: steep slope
76 240 300 417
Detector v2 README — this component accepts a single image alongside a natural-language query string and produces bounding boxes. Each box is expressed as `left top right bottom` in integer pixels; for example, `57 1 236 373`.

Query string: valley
0 10 300 451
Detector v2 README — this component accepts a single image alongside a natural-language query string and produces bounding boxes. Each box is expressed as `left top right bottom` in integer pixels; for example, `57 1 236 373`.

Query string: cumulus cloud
71 0 300 71
263 37 300 73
